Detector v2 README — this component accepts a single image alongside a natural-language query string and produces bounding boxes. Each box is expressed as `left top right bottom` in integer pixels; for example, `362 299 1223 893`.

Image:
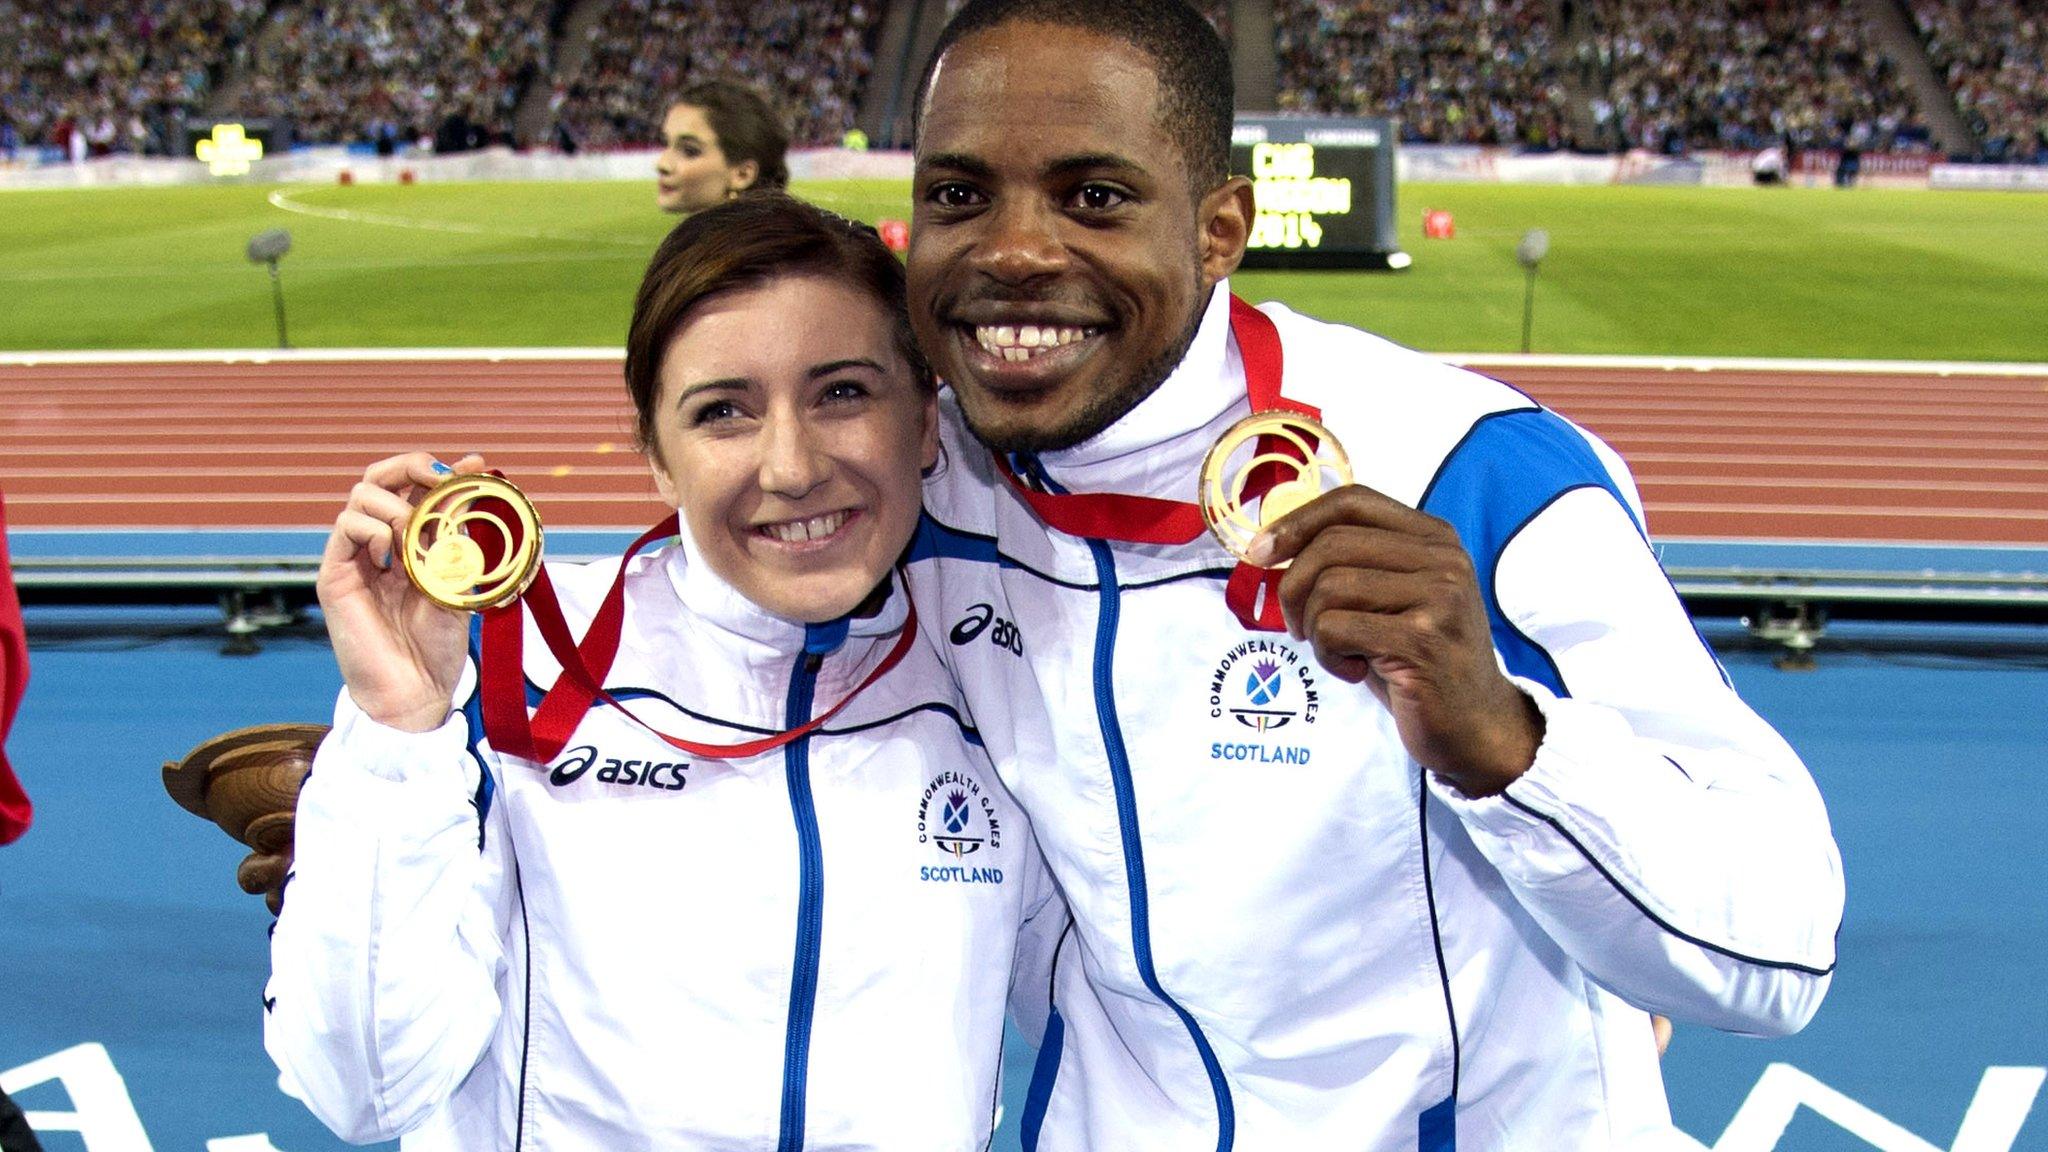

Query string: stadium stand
556 0 881 150
0 0 268 155
1580 0 1929 154
4 0 2043 163
1911 0 2047 162
225 0 554 148
1273 0 1573 148
1270 0 1933 155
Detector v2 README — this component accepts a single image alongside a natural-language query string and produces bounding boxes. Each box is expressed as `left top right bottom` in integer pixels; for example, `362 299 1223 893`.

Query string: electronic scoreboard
1231 116 1407 270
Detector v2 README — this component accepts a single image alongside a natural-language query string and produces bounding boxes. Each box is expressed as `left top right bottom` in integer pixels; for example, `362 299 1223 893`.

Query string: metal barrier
16 557 2048 656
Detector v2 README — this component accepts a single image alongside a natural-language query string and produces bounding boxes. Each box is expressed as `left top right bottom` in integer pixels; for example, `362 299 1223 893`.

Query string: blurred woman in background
655 78 790 213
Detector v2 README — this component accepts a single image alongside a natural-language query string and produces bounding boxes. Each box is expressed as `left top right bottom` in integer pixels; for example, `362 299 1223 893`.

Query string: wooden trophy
163 722 329 915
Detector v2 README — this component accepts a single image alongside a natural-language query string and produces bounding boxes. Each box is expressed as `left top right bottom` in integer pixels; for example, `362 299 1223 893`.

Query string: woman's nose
758 414 828 498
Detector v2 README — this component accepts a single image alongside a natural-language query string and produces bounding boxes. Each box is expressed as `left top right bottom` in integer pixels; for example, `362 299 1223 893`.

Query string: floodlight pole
1520 265 1538 354
266 259 289 350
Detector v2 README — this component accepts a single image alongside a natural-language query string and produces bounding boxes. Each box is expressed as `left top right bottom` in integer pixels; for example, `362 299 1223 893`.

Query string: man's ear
1198 175 1255 286
728 159 761 195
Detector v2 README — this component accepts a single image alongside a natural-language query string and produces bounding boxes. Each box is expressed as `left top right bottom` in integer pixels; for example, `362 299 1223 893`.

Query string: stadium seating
0 0 268 155
559 0 880 150
1274 0 1567 148
1911 0 2046 162
1580 0 1927 154
227 0 553 148
4 0 2042 161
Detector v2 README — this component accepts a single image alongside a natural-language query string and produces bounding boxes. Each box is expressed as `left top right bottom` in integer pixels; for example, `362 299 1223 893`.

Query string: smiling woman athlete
263 194 1059 1149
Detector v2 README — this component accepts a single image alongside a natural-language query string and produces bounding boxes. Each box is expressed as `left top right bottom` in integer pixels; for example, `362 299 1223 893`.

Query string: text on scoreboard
1231 117 1401 269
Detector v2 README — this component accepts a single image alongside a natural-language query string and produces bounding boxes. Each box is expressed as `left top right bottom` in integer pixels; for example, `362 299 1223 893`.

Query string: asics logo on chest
949 602 1023 657
546 744 691 792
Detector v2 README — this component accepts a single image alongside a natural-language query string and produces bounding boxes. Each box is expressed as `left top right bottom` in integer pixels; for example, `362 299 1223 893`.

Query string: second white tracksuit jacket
906 285 1846 1150
265 542 1061 1150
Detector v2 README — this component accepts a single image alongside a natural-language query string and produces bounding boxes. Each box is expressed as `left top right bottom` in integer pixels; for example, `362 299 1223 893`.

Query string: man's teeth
762 511 849 543
974 324 1096 363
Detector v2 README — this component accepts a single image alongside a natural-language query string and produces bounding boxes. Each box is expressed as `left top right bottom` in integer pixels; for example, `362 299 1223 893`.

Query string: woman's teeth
975 324 1096 363
762 511 849 543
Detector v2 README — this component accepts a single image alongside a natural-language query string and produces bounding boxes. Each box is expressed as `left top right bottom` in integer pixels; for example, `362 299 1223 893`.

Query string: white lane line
265 188 650 248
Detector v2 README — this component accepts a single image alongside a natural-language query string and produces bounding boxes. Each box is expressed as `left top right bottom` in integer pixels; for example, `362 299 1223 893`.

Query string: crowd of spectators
1271 0 1934 156
1912 0 2046 162
226 0 553 149
9 0 2045 165
0 0 266 158
1582 0 1927 155
1275 0 1571 149
557 0 879 151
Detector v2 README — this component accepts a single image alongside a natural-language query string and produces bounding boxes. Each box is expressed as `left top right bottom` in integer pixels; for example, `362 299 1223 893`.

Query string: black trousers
0 1087 42 1152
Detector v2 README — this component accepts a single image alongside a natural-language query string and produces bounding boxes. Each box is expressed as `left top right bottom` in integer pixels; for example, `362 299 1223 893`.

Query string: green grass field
4 177 2045 359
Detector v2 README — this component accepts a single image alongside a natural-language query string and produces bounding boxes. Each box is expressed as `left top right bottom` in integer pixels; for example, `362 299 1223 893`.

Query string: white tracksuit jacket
905 285 1845 1151
264 542 1062 1150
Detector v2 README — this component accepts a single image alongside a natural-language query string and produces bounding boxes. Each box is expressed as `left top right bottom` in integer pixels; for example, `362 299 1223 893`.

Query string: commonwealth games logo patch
917 770 1004 858
1209 639 1321 732
916 770 1007 885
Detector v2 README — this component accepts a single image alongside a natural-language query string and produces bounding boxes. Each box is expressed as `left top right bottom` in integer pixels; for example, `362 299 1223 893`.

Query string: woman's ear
919 392 941 473
728 159 761 195
648 452 681 507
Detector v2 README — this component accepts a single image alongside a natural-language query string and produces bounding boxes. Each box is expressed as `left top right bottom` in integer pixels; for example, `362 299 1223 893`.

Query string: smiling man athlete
900 1 1845 1148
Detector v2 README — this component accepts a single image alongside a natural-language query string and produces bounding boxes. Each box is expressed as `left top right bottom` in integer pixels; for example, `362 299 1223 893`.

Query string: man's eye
927 182 985 208
1072 184 1129 211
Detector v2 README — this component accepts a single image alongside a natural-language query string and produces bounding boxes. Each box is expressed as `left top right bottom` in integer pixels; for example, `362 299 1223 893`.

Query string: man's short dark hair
915 0 1234 191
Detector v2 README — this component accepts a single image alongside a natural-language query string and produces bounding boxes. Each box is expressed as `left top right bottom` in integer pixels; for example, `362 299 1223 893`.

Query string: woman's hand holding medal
1245 486 1543 798
317 451 489 733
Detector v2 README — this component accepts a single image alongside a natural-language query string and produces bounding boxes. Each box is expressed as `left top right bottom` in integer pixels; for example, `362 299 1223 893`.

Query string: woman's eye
822 381 870 404
689 399 740 426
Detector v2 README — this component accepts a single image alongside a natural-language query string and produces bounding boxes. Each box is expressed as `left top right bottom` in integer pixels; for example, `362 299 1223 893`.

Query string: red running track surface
2 359 2045 545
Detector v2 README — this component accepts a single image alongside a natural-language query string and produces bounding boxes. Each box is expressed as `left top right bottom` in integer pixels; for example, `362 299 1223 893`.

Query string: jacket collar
1032 281 1244 501
642 525 909 690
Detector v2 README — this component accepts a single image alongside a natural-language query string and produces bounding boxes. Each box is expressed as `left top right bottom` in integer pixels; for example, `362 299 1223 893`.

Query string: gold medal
400 472 544 610
1198 412 1352 567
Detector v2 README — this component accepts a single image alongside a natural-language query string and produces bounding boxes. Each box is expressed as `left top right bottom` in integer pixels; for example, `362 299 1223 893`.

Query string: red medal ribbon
479 512 919 764
994 294 1318 631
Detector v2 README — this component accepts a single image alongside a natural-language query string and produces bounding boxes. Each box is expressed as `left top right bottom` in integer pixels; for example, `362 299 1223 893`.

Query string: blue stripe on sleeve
1418 408 1642 697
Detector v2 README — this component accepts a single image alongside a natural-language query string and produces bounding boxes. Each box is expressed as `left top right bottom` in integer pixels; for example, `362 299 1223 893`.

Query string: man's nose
758 412 829 498
969 198 1068 284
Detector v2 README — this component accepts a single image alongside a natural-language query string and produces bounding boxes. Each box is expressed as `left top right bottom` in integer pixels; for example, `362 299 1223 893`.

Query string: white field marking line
1581 415 2048 429
1527 380 2045 393
1523 398 2048 412
1657 533 2048 553
0 465 652 479
266 188 651 248
1625 452 2048 470
1446 353 2048 377
0 348 625 365
1653 502 2048 520
1602 433 2037 449
0 249 637 283
0 438 622 453
8 492 666 505
0 428 626 440
8 349 2047 376
1641 476 2048 493
0 417 629 428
